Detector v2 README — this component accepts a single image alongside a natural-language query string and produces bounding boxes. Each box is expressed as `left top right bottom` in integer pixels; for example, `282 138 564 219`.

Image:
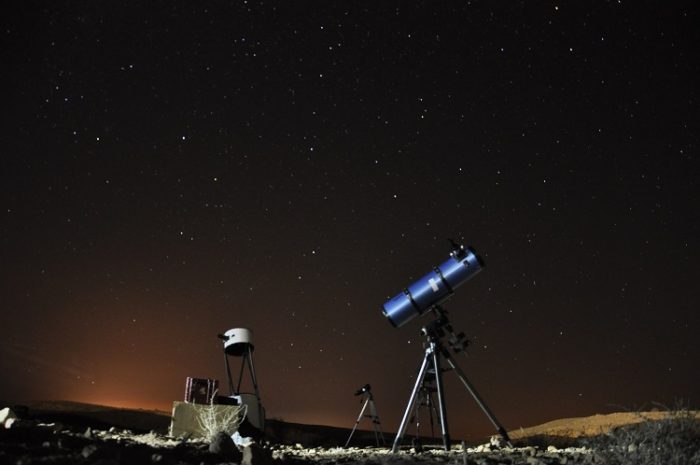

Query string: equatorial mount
420 306 469 354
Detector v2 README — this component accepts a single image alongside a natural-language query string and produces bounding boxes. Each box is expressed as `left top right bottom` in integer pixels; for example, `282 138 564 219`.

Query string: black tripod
345 384 386 447
391 309 512 452
410 383 439 441
220 336 260 399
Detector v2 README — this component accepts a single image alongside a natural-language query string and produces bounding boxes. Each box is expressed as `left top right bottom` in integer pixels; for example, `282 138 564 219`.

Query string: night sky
2 2 699 441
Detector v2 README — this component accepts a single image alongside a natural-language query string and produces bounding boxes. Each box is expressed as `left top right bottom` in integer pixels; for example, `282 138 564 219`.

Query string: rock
233 430 255 448
242 444 274 465
209 431 242 461
82 444 99 458
0 407 17 428
48 422 65 432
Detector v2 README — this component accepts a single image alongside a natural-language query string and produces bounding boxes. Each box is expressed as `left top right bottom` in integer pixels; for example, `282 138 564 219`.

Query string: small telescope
382 240 483 328
354 384 371 396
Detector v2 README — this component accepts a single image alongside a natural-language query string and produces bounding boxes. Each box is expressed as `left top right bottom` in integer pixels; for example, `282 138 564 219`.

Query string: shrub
195 393 247 442
590 404 700 465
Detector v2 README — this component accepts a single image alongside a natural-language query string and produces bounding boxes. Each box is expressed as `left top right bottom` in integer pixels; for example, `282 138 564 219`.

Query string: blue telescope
382 243 483 328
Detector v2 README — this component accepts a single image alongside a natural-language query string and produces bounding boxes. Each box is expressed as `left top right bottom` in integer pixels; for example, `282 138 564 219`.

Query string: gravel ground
0 419 595 465
271 443 594 465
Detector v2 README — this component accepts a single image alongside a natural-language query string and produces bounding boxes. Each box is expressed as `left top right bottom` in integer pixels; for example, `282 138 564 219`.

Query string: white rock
233 431 255 448
0 408 18 428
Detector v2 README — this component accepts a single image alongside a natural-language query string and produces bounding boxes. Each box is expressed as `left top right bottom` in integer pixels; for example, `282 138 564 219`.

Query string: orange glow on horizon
66 394 174 414
65 394 355 429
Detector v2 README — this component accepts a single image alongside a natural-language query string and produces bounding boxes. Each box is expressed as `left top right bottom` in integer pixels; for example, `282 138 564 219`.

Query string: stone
241 444 274 465
0 407 17 428
82 444 99 459
209 431 242 461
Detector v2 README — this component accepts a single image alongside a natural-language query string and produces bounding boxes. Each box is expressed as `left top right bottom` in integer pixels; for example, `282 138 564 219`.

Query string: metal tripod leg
368 398 386 446
443 353 513 447
345 396 370 447
246 345 261 398
412 386 438 439
431 347 451 451
224 352 235 395
236 352 246 393
391 348 432 453
426 390 438 438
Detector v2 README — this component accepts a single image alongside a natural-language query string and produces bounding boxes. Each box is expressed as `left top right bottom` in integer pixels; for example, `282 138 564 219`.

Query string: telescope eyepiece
354 384 371 396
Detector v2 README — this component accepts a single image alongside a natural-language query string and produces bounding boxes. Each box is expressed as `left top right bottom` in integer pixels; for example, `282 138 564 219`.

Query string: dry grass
194 393 247 442
588 403 700 465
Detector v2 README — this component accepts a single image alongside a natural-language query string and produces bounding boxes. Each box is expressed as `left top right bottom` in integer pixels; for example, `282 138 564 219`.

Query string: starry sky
1 1 698 442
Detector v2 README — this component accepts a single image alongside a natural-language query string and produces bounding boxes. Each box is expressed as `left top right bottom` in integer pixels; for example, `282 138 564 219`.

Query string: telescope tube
382 247 483 328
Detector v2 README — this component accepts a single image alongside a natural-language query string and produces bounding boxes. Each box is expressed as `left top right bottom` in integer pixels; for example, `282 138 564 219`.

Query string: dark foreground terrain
1 402 698 465
0 420 593 465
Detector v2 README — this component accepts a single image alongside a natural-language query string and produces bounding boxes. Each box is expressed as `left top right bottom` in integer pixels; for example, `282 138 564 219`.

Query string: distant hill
508 410 700 440
6 400 172 433
3 400 391 446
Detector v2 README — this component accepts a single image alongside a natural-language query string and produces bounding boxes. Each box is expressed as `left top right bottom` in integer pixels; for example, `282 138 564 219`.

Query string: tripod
345 385 386 447
410 384 439 441
223 343 260 398
391 309 512 452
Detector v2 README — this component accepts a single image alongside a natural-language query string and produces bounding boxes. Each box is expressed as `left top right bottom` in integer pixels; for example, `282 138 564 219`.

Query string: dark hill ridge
5 400 172 433
3 400 395 447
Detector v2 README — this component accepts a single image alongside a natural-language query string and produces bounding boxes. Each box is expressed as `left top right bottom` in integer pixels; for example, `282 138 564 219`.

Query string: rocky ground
2 403 699 465
0 418 594 465
273 443 594 465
